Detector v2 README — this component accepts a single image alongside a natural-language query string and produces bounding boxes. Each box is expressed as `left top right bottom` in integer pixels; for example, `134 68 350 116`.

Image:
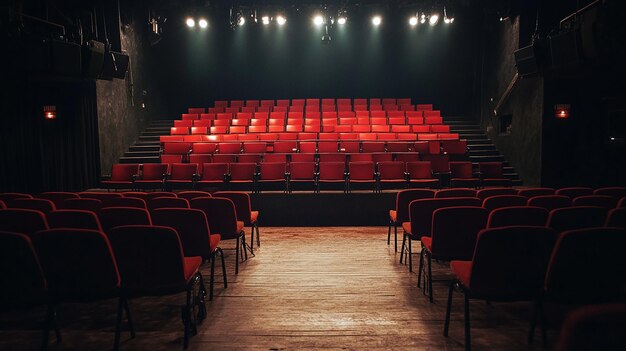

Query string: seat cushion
237 220 245 233
421 236 433 252
402 221 411 235
389 210 397 223
209 234 221 252
250 211 259 223
450 260 473 288
183 256 203 282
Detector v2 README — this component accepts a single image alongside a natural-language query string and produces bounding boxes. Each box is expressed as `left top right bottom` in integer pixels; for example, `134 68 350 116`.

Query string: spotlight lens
198 19 208 28
337 17 347 25
238 17 245 26
186 18 195 27
276 16 286 25
262 16 270 25
372 16 382 26
429 14 439 25
409 17 418 26
314 15 324 26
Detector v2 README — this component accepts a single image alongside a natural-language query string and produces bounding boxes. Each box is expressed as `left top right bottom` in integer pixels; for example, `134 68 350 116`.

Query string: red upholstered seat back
152 208 215 258
466 226 557 299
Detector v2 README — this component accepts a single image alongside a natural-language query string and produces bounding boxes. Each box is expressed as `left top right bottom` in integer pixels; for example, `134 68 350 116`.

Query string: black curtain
0 78 101 193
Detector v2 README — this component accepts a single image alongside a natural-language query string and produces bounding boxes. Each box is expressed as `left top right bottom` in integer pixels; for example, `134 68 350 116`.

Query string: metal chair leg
443 282 454 337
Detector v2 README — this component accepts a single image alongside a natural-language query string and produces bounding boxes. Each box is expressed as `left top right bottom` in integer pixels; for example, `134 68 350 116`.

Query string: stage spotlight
314 15 324 26
409 16 418 26
261 16 270 25
337 17 346 25
238 16 245 26
276 15 286 25
198 19 208 28
186 18 195 28
429 14 439 25
420 13 427 24
444 7 454 24
372 16 382 26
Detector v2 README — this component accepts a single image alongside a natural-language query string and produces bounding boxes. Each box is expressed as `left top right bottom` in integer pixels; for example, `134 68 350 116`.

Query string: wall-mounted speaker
514 45 538 76
51 39 81 76
82 40 105 78
549 28 580 69
111 51 129 79
100 50 129 80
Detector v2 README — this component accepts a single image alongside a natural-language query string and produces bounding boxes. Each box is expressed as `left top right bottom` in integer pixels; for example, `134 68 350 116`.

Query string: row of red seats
175 117 446 128
180 110 441 121
162 131 459 141
385 189 626 349
388 187 626 252
0 191 259 243
95 160 514 193
0 193 255 349
196 104 434 114
161 140 466 156
171 125 450 135
210 98 417 108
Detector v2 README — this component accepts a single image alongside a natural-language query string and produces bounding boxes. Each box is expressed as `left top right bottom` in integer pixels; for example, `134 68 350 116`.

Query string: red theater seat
347 161 376 192
572 195 618 209
197 163 229 189
135 163 169 190
6 198 56 215
387 189 435 251
406 161 440 188
190 197 247 274
606 207 626 227
533 227 626 346
99 207 152 233
34 228 130 350
36 192 79 208
449 161 480 188
476 187 518 200
547 206 608 232
213 191 261 251
256 162 288 193
317 162 347 193
527 195 572 211
287 162 316 192
377 161 407 191
444 226 558 351
517 187 555 198
419 206 487 302
435 188 478 198
401 197 482 272
481 195 528 212
0 209 49 237
486 206 548 228
165 163 198 190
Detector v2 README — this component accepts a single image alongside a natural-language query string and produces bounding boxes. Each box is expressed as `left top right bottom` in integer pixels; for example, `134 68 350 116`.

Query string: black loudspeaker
22 36 52 72
51 39 82 76
100 50 129 80
111 51 129 79
549 28 580 69
514 45 538 76
82 40 105 78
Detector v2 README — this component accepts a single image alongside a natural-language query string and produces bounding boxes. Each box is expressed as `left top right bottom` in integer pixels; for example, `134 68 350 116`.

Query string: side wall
479 16 543 186
96 19 164 176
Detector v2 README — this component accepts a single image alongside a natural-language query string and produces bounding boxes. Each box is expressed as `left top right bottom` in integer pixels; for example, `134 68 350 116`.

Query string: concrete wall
96 19 163 175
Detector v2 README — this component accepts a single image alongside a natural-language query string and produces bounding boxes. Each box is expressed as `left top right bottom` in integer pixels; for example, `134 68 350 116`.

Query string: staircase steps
444 116 523 186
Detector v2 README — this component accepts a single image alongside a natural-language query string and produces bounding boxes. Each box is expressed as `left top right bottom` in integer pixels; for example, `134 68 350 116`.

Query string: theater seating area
2 186 625 350
102 98 526 193
386 186 626 351
0 190 260 349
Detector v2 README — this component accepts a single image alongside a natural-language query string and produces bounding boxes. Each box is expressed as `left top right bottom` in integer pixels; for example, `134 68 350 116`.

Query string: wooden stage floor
0 227 568 350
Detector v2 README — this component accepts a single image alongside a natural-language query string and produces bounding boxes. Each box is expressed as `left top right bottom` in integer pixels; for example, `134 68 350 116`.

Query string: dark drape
0 78 101 193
